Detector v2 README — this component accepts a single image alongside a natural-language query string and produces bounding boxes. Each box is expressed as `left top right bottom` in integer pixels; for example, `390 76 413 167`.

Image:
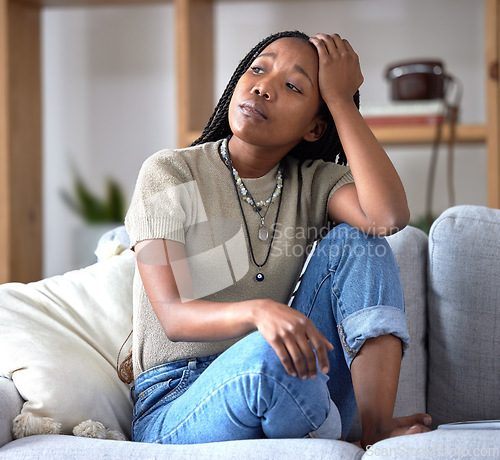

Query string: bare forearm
153 296 259 342
309 34 408 233
329 99 409 230
156 294 333 381
135 242 259 342
136 240 332 380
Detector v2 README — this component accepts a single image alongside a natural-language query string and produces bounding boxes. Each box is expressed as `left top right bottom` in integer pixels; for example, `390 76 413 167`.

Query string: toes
390 423 428 439
405 425 426 435
398 423 431 438
398 413 432 427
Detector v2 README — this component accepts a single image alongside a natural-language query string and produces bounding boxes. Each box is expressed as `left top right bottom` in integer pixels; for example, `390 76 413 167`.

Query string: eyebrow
257 52 314 87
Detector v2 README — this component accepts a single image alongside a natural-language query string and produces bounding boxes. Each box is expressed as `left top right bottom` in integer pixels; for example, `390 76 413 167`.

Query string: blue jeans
131 224 409 444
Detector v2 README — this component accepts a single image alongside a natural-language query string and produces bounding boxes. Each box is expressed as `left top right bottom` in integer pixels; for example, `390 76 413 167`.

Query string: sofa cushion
0 249 135 438
427 205 500 427
347 225 428 440
386 226 429 418
0 377 23 447
0 435 364 460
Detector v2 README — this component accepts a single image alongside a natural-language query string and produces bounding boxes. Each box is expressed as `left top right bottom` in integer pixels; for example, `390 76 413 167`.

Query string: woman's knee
230 333 328 387
319 224 393 267
229 332 286 376
317 225 404 313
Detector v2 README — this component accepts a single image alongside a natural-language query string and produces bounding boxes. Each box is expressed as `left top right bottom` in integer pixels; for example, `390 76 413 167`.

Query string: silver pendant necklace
220 137 284 282
258 218 269 242
220 138 283 241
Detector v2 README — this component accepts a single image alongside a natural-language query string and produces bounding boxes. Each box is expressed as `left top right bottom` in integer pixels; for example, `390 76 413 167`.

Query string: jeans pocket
133 368 191 425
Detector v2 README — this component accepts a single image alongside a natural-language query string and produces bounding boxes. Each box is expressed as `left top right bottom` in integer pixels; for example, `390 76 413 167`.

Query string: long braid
192 30 360 166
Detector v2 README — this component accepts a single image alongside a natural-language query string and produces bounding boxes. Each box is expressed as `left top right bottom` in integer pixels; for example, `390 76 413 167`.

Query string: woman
123 30 431 449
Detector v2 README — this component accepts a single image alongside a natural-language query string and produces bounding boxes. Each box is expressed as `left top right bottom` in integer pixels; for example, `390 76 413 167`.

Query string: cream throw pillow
0 249 135 439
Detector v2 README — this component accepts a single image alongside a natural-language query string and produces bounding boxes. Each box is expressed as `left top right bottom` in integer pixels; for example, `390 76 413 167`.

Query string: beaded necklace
220 137 283 282
220 137 283 241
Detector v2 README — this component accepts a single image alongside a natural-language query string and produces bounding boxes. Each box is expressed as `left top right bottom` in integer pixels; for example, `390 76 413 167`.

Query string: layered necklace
220 137 283 282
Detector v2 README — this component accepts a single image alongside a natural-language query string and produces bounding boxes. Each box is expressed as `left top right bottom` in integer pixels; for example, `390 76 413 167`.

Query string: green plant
409 213 438 234
61 175 127 224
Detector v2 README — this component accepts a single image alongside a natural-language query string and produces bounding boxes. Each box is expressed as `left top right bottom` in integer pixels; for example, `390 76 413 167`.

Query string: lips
239 101 267 120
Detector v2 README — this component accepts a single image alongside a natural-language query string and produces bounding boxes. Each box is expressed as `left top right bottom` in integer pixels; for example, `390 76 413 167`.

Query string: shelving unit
372 124 487 145
1 0 498 283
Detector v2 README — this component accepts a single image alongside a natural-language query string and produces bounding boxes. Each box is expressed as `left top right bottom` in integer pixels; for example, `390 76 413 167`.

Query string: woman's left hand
309 33 364 107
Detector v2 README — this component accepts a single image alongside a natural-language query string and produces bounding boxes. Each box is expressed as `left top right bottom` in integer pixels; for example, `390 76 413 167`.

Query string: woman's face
228 37 324 152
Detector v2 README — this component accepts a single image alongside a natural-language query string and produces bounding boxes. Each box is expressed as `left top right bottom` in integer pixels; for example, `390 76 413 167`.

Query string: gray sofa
0 205 499 459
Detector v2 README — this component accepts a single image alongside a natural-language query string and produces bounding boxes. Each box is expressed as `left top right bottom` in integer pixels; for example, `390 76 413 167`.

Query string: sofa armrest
0 377 23 447
427 205 500 427
347 225 429 441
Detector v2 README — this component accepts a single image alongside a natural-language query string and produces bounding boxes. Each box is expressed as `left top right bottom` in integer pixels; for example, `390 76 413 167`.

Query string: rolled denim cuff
337 305 410 368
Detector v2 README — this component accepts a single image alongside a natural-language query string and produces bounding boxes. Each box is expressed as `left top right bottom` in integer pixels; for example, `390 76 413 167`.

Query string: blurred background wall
42 0 486 277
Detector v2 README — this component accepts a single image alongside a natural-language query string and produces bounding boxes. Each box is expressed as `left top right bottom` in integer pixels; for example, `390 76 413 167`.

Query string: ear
303 116 327 143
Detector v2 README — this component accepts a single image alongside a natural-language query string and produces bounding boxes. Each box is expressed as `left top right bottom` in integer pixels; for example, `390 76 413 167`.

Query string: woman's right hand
136 239 332 380
250 299 333 379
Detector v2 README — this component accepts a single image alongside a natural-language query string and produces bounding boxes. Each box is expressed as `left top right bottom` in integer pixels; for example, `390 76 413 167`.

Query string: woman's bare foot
360 413 432 450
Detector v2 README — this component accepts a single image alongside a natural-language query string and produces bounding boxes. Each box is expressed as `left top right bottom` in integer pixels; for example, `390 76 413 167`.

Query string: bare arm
135 239 255 342
135 239 333 379
310 34 410 235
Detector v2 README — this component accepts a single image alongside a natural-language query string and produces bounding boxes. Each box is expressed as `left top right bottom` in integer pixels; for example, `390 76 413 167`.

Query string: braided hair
192 30 360 165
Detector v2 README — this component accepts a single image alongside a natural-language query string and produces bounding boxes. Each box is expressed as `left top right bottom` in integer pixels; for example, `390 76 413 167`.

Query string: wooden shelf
371 123 487 145
23 0 169 7
184 124 487 148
